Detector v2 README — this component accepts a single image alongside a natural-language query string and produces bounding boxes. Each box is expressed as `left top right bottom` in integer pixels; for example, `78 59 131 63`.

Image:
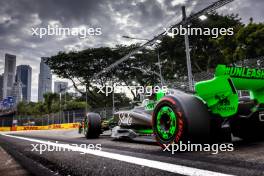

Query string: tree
234 22 264 59
17 102 27 115
16 95 88 116
46 45 161 106
65 101 87 111
159 13 242 75
43 92 59 114
215 19 264 63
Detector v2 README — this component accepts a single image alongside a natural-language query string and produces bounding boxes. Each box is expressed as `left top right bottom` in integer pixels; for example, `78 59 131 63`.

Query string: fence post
68 111 70 123
53 114 55 125
73 112 75 123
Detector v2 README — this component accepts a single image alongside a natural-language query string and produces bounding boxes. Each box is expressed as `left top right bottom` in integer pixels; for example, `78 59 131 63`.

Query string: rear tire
85 113 102 139
152 93 211 148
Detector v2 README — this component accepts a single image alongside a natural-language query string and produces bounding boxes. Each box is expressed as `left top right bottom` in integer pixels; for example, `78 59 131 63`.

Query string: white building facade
3 54 16 98
38 57 52 102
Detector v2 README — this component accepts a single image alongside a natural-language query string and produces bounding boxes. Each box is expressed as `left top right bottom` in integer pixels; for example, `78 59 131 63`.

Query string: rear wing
216 65 264 103
195 65 264 118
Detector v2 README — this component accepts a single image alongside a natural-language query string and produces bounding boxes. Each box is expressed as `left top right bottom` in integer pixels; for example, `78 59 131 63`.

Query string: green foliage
16 92 88 116
65 101 87 111
216 20 264 63
46 44 158 106
159 13 243 75
234 22 264 59
43 92 59 114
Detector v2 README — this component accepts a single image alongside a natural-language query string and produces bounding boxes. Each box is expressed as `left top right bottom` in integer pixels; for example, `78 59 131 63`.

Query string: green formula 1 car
80 65 264 148
152 64 264 147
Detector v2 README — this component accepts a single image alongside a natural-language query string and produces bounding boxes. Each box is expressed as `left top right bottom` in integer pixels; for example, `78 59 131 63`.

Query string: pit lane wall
0 123 79 131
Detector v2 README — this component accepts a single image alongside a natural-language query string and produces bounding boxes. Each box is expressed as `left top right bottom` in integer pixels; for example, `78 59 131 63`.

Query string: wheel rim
156 106 177 141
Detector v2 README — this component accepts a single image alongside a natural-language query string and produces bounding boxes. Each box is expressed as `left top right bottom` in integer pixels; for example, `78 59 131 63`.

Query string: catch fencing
167 57 264 91
12 109 86 127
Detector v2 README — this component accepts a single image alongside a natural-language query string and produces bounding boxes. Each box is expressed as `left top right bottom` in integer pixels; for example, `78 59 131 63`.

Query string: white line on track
2 134 235 176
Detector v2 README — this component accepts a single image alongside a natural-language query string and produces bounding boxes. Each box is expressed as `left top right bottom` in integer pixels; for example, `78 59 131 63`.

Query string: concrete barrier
0 123 79 132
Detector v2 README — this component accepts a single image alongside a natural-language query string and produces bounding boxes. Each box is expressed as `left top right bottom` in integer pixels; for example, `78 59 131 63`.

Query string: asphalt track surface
0 129 264 176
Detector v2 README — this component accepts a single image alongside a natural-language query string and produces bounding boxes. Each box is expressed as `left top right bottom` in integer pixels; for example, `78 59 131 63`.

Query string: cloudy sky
0 0 263 102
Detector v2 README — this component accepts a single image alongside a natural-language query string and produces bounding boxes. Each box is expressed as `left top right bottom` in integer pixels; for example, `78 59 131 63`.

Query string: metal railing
12 109 86 127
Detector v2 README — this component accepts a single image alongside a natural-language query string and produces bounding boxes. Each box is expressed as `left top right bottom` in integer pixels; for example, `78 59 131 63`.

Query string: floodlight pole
157 48 164 86
59 84 62 124
85 84 88 114
182 6 194 91
112 82 115 115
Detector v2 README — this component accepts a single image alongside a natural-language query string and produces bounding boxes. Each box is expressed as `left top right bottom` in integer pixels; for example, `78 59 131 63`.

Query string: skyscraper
11 81 22 104
16 65 32 102
38 57 52 102
0 74 3 100
3 54 16 98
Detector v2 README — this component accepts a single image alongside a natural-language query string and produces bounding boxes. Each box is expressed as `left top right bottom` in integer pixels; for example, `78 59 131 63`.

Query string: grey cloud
0 0 263 101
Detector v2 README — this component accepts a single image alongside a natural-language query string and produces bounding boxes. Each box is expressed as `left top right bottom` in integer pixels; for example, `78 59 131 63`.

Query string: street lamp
156 39 162 44
85 84 88 114
157 49 163 86
59 84 63 124
122 35 164 86
112 82 115 114
199 15 208 21
163 7 195 91
78 86 88 114
182 6 194 91
122 36 150 41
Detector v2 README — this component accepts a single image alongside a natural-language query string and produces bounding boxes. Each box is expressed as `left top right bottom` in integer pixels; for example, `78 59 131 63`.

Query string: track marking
2 134 234 176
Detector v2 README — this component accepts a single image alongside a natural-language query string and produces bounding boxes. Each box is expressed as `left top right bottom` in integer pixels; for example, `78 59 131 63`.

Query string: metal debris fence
11 109 86 127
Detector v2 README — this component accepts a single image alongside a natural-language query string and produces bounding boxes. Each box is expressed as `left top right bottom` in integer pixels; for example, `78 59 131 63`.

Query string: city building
38 57 52 101
0 74 4 101
3 54 16 98
0 74 3 100
54 81 68 93
11 81 22 104
16 65 32 102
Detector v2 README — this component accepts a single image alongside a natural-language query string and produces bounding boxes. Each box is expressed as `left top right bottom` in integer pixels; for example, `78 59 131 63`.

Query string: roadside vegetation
16 92 87 115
